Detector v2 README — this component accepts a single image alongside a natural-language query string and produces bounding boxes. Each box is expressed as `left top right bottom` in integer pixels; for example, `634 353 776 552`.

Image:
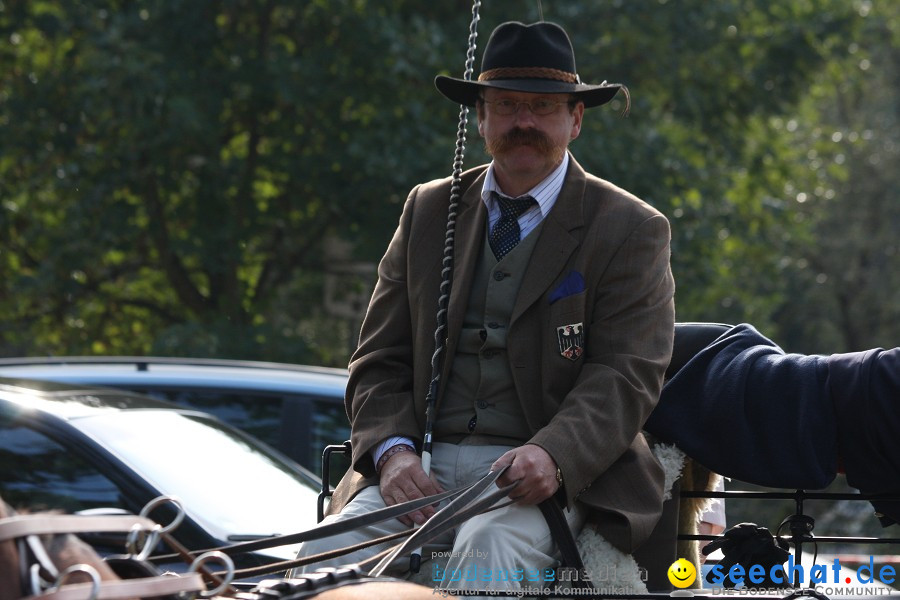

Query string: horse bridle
0 502 214 600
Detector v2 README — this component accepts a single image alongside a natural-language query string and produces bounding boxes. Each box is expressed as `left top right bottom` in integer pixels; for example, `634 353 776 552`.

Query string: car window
134 389 349 475
0 416 122 513
293 397 351 475
74 411 320 540
145 389 284 446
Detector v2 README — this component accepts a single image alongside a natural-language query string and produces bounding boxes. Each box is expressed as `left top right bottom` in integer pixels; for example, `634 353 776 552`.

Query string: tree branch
139 154 210 315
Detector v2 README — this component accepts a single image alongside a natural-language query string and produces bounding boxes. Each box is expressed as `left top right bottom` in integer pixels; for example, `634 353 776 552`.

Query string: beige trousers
291 441 586 593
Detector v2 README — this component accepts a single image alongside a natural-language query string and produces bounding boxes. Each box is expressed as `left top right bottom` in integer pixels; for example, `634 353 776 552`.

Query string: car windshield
73 410 319 547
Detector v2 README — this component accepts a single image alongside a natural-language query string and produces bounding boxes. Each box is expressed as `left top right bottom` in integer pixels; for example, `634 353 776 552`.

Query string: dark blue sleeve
645 323 837 489
828 347 900 524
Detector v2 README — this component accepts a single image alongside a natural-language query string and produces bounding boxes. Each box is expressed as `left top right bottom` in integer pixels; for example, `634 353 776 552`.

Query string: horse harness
0 466 593 600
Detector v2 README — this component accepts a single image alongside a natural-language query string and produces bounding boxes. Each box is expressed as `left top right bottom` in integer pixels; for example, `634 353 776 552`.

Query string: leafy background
1 0 898 557
3 0 897 362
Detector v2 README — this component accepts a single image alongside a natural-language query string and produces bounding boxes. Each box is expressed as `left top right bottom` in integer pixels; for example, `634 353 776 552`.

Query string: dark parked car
0 357 350 475
0 377 322 572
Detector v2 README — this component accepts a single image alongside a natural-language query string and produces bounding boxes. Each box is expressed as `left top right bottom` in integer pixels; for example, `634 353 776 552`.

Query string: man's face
477 87 584 188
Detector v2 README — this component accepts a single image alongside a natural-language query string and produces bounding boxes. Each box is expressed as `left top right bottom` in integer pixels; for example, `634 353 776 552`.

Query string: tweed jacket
331 155 676 552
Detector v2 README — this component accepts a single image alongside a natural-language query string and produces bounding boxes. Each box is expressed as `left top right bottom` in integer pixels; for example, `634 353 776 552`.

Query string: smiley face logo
667 558 697 588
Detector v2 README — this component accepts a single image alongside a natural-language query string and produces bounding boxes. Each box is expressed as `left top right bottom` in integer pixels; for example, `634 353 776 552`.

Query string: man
294 21 675 593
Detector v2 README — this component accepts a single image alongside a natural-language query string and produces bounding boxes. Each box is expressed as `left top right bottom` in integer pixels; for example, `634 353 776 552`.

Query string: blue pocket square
548 270 585 304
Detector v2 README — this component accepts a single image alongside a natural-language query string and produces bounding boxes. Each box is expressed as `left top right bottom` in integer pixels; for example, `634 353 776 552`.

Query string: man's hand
491 444 560 505
379 450 444 526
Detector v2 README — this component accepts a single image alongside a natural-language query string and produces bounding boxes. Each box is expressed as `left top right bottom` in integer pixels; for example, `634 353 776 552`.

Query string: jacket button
493 272 506 281
487 322 500 329
477 401 488 409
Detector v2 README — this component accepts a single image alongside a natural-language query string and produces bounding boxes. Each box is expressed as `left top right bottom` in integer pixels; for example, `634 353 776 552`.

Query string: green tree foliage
0 0 466 360
769 2 900 353
0 0 895 363
554 1 879 343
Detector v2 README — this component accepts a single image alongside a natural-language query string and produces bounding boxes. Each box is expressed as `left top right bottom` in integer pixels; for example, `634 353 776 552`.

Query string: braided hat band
478 67 579 85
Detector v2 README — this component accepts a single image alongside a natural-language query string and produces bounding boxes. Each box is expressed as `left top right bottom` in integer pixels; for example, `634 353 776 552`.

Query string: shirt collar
481 152 570 218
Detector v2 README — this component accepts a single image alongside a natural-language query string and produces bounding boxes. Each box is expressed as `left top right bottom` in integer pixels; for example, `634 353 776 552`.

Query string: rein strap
0 515 158 543
153 477 480 561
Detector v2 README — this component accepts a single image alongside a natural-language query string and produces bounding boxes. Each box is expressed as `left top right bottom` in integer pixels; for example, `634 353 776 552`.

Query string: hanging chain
408 1 481 574
421 0 481 465
409 0 481 573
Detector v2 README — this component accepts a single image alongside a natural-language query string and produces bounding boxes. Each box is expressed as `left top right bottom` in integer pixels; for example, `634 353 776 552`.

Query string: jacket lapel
511 155 586 324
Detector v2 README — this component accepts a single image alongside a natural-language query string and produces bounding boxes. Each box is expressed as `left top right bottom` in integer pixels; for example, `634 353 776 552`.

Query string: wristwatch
555 466 564 488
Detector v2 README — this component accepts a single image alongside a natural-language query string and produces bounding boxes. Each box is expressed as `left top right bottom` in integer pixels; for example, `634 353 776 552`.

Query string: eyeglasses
481 98 572 116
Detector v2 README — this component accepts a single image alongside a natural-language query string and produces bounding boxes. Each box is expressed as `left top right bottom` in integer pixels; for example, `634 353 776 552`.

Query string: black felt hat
435 21 625 109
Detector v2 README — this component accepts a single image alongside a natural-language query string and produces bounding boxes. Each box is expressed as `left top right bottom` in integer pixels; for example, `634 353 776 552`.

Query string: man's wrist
372 435 416 466
375 444 416 473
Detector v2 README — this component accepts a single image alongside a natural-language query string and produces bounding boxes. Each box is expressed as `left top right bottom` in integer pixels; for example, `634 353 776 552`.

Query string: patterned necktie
489 192 536 260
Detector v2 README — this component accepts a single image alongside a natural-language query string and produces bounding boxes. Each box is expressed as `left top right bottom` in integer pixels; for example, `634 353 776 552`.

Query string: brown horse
0 499 123 600
0 498 21 600
317 582 436 600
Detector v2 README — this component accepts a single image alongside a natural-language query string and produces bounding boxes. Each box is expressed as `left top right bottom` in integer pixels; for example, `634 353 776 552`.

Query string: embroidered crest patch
556 323 584 361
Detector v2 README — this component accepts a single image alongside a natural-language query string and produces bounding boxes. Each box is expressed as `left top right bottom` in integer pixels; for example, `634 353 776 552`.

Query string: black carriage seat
665 322 732 380
319 322 735 590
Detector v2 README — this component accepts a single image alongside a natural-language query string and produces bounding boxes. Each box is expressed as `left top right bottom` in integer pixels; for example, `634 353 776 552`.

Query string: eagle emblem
556 323 584 361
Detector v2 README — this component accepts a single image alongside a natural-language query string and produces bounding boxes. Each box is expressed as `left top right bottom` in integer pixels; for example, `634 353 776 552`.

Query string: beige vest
435 220 544 444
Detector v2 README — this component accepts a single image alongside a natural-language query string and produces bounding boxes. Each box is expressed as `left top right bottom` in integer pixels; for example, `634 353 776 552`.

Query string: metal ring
139 495 185 534
126 522 161 561
189 550 235 598
51 564 101 600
